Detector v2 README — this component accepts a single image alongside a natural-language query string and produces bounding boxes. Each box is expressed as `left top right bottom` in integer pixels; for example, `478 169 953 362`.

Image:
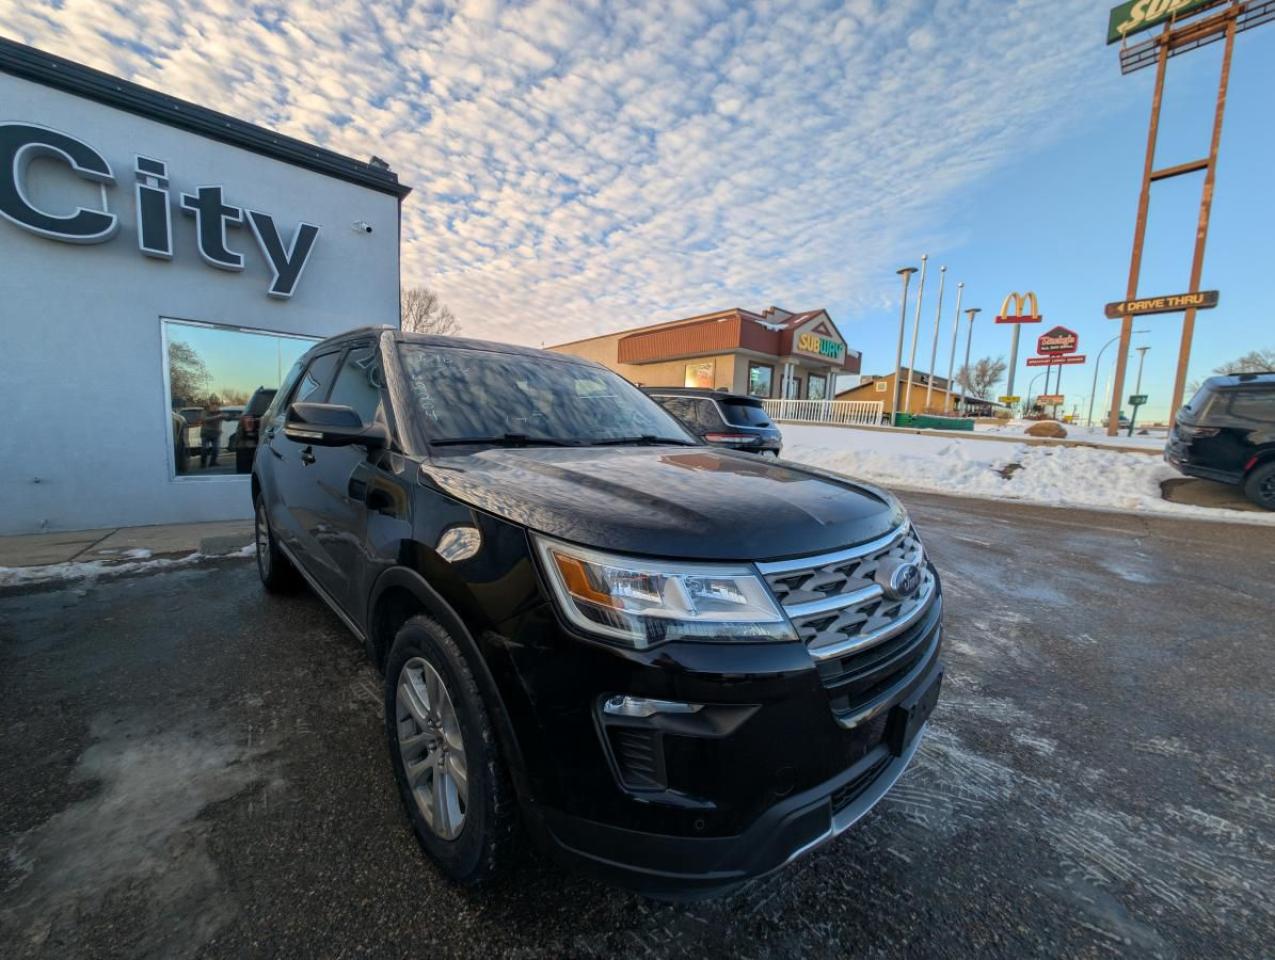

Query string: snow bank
0 544 254 590
780 425 1275 524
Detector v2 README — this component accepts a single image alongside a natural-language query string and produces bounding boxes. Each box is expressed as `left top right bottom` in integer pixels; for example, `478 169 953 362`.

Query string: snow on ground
974 419 1168 450
781 424 1275 524
0 544 254 590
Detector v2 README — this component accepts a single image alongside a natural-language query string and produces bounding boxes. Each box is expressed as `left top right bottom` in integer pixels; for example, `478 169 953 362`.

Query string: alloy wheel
255 499 271 580
396 657 468 840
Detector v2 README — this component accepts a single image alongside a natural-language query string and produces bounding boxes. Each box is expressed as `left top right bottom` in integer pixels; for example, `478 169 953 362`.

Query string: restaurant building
550 306 860 400
0 39 410 534
836 368 1010 417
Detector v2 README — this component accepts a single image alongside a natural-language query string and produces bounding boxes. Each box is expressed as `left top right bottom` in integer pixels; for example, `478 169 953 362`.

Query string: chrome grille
758 525 935 661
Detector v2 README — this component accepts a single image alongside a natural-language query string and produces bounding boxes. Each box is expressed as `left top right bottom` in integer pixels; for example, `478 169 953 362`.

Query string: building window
163 318 317 479
747 362 774 398
807 374 828 401
875 381 888 392
684 360 715 389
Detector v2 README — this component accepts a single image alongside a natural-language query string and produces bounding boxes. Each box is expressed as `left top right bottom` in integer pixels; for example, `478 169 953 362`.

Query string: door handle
300 447 316 466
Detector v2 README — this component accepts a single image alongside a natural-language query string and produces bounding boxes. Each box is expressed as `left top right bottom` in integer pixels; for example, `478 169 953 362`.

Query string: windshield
719 399 771 427
397 344 696 446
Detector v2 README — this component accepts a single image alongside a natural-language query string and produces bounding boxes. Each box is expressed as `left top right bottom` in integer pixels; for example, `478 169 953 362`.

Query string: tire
384 615 516 886
254 493 299 592
1242 460 1275 511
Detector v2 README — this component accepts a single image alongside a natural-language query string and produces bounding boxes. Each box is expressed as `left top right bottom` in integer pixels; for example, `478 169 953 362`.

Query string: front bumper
512 587 944 898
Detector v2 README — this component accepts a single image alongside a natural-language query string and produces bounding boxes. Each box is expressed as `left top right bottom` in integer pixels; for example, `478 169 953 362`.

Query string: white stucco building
0 39 410 534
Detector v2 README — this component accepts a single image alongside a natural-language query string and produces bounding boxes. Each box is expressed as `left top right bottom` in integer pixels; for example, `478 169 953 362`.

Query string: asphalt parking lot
1 493 1272 960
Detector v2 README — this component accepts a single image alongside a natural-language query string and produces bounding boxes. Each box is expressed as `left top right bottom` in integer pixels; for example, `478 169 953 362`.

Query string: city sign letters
1036 326 1079 355
998 395 1021 405
1037 394 1064 405
1107 0 1215 45
1104 290 1219 318
0 122 319 299
1129 394 1149 406
1026 354 1087 367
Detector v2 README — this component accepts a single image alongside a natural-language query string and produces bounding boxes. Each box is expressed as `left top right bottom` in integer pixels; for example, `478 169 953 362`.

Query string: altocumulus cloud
5 0 1108 346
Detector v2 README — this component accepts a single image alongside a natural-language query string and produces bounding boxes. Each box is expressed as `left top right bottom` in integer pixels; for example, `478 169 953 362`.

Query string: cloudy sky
5 0 1273 417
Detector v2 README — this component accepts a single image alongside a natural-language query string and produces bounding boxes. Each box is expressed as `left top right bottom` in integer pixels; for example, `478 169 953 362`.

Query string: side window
327 343 384 424
1230 390 1275 423
694 399 724 429
263 359 306 424
293 352 341 405
658 397 692 423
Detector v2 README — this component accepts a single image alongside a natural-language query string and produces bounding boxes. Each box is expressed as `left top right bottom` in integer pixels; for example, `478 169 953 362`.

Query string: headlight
533 535 796 649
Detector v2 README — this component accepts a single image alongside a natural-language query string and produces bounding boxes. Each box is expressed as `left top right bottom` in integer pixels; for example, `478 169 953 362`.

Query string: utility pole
959 307 980 413
925 266 947 411
944 282 965 413
1128 345 1150 437
892 265 918 426
904 255 928 415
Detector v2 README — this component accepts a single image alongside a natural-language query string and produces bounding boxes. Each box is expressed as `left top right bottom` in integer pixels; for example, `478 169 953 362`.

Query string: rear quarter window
720 400 770 427
1229 390 1275 423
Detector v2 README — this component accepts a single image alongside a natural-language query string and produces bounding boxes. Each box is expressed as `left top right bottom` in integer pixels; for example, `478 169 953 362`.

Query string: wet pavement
1 493 1272 959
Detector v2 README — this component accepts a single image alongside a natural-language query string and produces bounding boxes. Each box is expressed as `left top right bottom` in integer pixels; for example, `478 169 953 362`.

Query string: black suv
643 387 783 455
251 328 942 897
1166 372 1275 509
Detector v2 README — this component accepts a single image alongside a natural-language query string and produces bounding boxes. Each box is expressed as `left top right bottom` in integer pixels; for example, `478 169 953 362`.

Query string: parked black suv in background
233 386 277 473
1166 372 1275 509
643 387 783 455
251 328 942 897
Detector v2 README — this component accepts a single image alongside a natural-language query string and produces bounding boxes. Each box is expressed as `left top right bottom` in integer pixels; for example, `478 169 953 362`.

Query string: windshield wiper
430 433 579 448
587 435 697 447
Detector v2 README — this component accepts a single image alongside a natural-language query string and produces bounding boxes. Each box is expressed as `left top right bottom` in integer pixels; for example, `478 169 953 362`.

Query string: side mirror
285 402 388 449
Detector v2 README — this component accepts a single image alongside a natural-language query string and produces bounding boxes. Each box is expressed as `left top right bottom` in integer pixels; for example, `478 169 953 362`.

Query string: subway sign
796 332 845 362
1106 0 1215 44
0 122 319 298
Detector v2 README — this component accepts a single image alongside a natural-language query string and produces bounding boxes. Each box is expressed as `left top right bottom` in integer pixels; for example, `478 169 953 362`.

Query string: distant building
836 368 1010 417
549 307 861 400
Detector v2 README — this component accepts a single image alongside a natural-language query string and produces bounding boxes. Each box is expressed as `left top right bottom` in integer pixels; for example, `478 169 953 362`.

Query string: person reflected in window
200 395 226 468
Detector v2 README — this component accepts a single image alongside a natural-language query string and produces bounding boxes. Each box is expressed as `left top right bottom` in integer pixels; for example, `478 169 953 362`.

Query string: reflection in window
747 363 773 398
684 360 715 389
327 344 384 424
163 319 316 479
808 374 827 401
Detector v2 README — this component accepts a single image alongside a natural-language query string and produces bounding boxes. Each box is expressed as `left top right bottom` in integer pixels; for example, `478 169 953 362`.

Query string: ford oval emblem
877 559 921 600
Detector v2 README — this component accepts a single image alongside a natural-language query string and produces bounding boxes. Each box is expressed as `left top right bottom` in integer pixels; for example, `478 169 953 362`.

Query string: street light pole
1026 370 1046 412
904 255 928 415
1087 330 1149 429
892 265 918 426
925 266 947 412
944 281 965 413
1128 345 1150 437
960 307 981 412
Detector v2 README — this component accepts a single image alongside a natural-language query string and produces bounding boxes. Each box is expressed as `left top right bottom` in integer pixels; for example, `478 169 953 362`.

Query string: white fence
761 399 884 426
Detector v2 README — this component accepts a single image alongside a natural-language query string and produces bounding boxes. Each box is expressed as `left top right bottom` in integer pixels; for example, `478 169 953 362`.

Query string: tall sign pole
945 281 965 412
925 266 948 411
1106 1 1261 435
1172 15 1236 420
904 255 928 414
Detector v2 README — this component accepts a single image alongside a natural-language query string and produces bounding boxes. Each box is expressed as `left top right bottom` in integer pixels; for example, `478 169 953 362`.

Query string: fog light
602 695 703 719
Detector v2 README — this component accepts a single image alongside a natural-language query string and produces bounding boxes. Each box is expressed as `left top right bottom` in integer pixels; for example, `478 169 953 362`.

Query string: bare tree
168 340 210 405
401 286 460 336
956 356 1008 400
1188 347 1275 394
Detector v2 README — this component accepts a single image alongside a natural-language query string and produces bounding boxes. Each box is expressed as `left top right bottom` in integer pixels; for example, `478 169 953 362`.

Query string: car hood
419 446 905 561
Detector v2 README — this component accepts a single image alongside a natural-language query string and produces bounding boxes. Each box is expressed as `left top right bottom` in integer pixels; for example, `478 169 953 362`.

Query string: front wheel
254 494 298 592
1242 461 1275 510
385 615 516 886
